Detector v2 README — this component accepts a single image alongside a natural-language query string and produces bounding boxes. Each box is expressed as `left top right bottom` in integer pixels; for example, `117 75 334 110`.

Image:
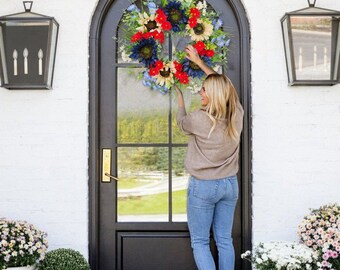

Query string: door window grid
115 48 193 221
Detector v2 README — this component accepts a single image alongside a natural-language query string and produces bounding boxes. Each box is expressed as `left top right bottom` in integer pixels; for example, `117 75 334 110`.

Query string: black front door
89 1 252 269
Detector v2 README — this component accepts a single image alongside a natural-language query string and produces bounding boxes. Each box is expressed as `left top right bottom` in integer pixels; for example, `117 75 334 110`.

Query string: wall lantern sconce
281 0 340 85
0 1 59 89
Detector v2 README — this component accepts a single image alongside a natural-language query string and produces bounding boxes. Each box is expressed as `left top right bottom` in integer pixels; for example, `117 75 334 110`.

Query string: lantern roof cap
286 6 340 16
0 11 53 20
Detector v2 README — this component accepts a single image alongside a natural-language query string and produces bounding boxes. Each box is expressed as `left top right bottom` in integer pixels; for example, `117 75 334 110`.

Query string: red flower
154 60 164 70
174 61 183 72
131 32 143 42
175 72 189 84
194 41 206 53
179 72 189 84
190 8 200 19
143 32 153 39
153 30 164 44
161 21 172 31
188 17 198 28
149 67 160 76
205 49 215 57
156 9 167 24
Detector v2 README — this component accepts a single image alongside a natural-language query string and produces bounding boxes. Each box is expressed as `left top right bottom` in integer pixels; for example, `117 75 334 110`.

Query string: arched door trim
89 1 252 269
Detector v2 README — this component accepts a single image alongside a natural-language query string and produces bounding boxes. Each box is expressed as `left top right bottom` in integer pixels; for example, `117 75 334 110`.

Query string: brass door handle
105 173 119 181
102 148 119 182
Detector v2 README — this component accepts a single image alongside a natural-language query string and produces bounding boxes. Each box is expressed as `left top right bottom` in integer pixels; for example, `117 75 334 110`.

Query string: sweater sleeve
176 107 196 135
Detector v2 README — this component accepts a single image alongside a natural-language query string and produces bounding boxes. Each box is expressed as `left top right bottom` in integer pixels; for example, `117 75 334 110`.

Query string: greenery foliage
38 249 90 270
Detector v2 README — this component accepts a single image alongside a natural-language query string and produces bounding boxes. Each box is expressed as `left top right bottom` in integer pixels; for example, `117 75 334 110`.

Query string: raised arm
185 45 217 76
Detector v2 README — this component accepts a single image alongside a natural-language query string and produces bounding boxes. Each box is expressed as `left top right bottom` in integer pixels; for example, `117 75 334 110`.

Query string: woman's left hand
174 85 183 96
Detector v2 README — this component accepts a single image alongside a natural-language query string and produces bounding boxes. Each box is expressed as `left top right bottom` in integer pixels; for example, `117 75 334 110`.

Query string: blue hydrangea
212 36 231 47
212 18 223 30
147 2 157 14
127 4 140 13
142 71 169 94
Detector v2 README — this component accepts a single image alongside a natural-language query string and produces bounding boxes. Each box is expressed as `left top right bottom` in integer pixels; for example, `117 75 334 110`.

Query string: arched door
89 1 252 269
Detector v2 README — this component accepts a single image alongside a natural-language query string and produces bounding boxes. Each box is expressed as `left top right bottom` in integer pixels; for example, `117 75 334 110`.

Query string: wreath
119 0 231 94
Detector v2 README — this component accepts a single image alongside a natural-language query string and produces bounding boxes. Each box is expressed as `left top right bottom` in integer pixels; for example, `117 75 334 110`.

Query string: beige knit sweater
176 101 244 180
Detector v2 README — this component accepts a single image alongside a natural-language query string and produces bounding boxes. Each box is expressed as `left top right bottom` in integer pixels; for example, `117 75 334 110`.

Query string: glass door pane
117 147 169 222
117 68 169 143
172 147 189 222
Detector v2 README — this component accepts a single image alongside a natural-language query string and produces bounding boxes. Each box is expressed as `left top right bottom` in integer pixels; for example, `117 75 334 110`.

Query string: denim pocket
229 177 239 200
192 178 219 201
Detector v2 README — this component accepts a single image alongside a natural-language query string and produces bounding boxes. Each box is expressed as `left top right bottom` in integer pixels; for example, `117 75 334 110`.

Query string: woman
175 45 244 270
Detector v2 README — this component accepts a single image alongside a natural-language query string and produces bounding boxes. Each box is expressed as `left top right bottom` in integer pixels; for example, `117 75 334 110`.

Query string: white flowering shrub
37 248 90 270
0 218 48 269
298 203 340 270
241 241 318 270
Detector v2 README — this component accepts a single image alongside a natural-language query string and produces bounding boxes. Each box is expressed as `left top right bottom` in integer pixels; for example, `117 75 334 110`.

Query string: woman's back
177 100 244 180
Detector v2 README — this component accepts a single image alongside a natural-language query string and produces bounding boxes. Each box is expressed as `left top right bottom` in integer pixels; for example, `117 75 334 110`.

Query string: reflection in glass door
116 65 200 222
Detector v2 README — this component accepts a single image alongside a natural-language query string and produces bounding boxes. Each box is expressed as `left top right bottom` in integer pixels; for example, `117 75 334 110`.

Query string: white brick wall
0 0 340 261
242 0 340 244
0 0 98 258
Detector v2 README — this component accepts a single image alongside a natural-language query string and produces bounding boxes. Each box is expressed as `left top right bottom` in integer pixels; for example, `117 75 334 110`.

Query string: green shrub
38 248 90 270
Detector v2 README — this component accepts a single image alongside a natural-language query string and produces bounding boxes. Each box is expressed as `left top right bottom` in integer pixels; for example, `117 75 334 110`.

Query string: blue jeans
187 175 239 270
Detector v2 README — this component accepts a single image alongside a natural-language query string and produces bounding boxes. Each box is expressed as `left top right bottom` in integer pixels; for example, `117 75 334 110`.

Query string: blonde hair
202 74 240 140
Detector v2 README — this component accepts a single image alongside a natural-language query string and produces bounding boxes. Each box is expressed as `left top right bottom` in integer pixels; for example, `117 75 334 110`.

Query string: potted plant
37 248 90 270
241 241 319 269
298 203 340 269
0 218 48 270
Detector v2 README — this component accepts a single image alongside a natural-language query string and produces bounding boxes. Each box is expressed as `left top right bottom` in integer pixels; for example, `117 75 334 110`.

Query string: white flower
196 0 207 15
243 241 318 269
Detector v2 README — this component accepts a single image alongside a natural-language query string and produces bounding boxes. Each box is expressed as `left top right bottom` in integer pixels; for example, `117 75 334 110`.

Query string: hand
173 85 184 108
185 45 201 65
174 85 183 96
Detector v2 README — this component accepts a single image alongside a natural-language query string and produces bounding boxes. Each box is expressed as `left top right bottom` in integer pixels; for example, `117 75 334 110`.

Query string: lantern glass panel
290 16 332 80
0 20 50 86
333 19 340 80
282 18 293 83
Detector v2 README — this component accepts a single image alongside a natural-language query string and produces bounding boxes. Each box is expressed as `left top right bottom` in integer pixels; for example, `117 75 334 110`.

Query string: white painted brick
1 0 340 260
0 0 95 259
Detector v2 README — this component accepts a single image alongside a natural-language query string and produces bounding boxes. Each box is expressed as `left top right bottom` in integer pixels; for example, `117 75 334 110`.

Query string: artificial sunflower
182 56 212 78
187 19 213 41
137 12 162 33
164 1 188 32
130 38 158 67
155 62 176 87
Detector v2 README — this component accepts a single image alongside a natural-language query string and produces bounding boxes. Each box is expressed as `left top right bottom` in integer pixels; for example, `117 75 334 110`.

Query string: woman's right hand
185 45 202 65
185 45 216 76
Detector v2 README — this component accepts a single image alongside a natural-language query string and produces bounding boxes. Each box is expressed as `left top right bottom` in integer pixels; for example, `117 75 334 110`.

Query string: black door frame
89 1 252 269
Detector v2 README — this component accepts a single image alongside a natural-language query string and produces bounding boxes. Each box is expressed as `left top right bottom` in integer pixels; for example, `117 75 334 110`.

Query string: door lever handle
105 173 119 181
102 148 119 182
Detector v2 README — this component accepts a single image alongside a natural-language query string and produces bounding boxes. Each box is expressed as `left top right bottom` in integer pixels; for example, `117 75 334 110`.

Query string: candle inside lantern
38 49 43 75
13 49 18 76
23 48 28 74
